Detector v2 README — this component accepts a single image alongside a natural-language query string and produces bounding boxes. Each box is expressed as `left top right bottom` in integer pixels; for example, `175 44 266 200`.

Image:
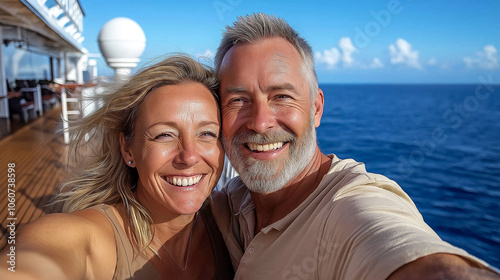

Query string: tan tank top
95 204 161 279
94 203 234 279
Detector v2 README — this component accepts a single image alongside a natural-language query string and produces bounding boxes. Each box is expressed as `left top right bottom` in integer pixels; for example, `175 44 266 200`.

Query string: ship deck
0 106 68 250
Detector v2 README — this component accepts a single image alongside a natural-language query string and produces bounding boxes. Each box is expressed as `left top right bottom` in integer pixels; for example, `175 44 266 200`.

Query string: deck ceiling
0 0 82 54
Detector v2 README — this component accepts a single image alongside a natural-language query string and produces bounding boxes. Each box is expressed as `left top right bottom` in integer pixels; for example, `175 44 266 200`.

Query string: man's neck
250 150 332 233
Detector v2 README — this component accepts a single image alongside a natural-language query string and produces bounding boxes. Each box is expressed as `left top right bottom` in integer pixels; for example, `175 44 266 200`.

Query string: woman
0 55 234 279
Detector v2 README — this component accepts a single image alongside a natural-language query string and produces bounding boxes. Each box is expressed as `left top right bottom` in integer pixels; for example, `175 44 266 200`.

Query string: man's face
219 37 323 193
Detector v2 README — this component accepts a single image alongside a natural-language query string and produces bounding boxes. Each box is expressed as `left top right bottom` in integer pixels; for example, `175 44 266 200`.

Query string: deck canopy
0 0 87 122
0 0 85 54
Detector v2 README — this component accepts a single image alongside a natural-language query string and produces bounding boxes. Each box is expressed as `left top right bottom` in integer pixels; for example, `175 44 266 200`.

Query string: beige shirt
213 155 492 280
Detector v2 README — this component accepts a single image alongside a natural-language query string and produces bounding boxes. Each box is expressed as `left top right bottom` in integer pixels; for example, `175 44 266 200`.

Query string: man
212 13 499 279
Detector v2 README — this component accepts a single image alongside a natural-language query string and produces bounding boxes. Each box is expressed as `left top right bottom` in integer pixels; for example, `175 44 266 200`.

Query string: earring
128 161 133 165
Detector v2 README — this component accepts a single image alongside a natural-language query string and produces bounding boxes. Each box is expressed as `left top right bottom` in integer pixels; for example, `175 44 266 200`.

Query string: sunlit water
317 84 500 268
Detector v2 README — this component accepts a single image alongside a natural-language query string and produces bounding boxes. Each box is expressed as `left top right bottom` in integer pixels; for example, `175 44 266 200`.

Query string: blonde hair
55 54 217 255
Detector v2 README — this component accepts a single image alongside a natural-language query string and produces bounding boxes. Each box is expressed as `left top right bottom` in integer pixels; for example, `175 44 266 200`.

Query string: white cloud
464 45 498 69
316 37 356 68
370 57 384 69
427 58 437 66
339 37 356 66
315 47 341 69
389 38 422 69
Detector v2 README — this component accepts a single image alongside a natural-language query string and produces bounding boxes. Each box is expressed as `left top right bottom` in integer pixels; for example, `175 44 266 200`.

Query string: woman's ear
120 132 135 167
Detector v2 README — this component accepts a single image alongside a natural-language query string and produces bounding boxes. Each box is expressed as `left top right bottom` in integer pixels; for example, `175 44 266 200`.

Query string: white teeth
248 142 284 152
165 175 202 187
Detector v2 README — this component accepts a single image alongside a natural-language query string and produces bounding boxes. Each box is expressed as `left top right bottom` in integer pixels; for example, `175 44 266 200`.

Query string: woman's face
121 83 223 215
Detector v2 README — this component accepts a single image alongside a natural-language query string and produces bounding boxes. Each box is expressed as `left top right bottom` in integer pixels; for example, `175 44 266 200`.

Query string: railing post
60 87 69 144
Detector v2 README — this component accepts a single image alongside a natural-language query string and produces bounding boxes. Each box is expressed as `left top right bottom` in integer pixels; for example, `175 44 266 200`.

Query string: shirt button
248 247 255 254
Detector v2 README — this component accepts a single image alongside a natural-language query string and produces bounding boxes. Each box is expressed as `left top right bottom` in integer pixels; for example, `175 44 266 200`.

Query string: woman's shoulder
8 206 118 279
22 205 116 239
20 210 100 240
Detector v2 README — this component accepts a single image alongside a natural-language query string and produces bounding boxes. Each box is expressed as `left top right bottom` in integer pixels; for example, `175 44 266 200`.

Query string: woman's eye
201 131 218 138
154 133 173 140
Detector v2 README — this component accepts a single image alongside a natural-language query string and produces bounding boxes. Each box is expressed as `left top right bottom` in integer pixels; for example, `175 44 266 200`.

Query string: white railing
60 82 105 144
26 0 85 45
54 0 83 32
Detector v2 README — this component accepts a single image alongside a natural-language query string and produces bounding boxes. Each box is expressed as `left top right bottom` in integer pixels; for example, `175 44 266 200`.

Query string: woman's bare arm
0 209 116 280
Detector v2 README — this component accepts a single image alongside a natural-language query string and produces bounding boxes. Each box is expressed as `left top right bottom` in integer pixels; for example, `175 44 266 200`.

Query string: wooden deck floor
0 106 69 250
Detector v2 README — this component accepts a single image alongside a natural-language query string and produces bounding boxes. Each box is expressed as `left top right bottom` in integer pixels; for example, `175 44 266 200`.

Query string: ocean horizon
316 83 500 268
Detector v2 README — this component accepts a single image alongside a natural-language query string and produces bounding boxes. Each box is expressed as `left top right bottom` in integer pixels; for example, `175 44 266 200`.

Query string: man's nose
247 100 277 133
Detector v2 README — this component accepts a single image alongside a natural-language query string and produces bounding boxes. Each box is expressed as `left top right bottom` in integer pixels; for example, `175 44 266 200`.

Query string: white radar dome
98 17 146 76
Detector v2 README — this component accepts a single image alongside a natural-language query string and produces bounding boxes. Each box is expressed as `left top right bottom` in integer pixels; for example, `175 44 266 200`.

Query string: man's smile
247 142 285 152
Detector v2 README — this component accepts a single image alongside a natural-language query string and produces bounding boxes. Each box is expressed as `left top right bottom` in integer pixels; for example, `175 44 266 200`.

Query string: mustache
230 128 296 145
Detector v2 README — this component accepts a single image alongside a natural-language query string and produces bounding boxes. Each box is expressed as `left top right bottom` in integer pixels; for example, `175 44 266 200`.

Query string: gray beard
222 117 317 194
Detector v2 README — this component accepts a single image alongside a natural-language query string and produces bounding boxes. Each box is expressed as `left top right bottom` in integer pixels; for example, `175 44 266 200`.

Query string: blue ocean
316 84 500 268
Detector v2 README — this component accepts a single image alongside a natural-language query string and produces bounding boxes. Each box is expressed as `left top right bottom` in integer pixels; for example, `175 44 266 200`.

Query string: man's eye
276 94 291 100
229 98 244 103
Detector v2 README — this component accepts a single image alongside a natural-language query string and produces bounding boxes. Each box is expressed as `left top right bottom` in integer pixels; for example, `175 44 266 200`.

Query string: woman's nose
173 137 200 167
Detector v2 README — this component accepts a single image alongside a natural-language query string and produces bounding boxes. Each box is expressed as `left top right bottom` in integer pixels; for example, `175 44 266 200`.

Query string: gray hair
214 13 318 98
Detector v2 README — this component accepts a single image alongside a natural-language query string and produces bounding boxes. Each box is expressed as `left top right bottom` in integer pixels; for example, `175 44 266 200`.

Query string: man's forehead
225 37 297 59
221 41 298 74
268 51 291 73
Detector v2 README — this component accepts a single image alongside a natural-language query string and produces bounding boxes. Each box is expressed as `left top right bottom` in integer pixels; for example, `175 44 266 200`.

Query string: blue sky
81 0 500 84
